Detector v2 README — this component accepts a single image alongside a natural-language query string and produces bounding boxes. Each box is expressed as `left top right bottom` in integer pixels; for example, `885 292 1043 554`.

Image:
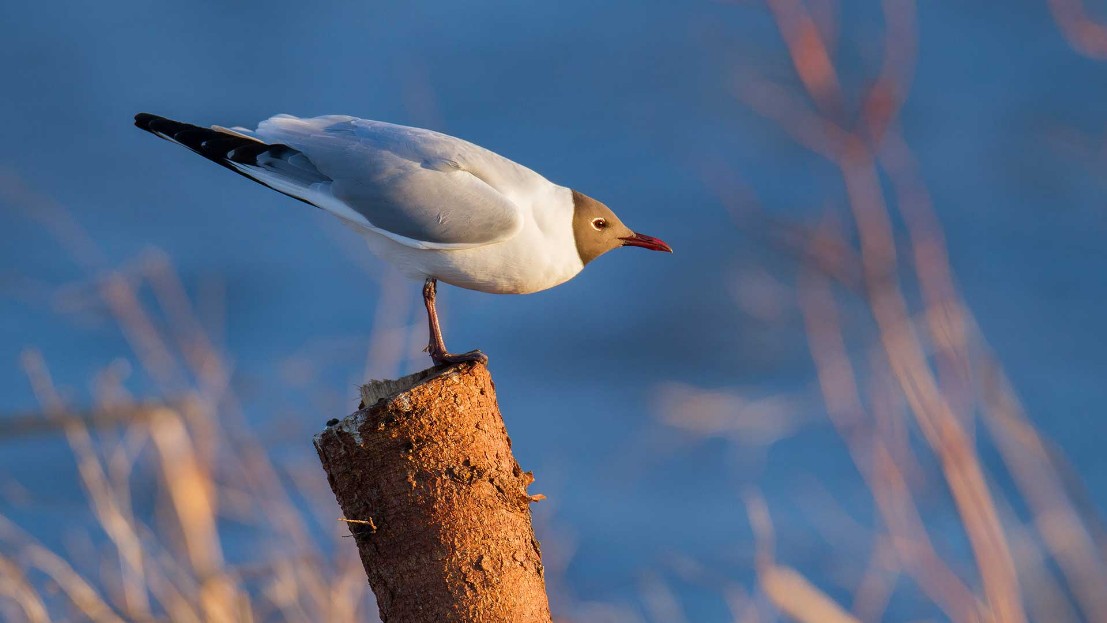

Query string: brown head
572 189 672 265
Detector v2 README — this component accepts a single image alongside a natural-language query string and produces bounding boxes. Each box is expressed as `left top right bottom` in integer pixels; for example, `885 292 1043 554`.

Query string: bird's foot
429 349 489 367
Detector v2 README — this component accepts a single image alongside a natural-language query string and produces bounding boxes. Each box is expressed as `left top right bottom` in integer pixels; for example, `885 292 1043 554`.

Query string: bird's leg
422 278 488 366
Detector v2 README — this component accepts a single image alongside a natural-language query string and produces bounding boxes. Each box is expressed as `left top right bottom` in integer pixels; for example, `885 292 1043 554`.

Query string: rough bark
314 362 551 623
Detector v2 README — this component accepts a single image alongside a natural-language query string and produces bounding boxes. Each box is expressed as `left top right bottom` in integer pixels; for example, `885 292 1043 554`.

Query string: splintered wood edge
360 364 461 405
314 362 484 445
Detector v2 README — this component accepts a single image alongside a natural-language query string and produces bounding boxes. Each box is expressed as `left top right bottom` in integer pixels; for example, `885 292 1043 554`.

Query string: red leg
422 278 488 366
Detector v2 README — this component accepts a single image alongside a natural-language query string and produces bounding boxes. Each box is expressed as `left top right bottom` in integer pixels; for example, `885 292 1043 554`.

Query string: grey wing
250 115 524 249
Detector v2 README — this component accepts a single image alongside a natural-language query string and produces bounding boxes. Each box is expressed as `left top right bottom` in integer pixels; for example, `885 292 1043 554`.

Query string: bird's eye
591 218 607 230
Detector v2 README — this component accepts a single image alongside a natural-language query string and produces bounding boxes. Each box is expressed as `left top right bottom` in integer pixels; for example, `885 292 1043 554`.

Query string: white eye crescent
591 218 607 230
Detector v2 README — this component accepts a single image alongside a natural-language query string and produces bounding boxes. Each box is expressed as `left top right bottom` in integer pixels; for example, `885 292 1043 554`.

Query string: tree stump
314 362 551 623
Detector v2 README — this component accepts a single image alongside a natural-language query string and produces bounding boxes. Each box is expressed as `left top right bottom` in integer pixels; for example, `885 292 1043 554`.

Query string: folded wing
251 115 525 250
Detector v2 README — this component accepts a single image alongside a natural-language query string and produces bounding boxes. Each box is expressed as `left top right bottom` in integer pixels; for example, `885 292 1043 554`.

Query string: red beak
619 232 673 253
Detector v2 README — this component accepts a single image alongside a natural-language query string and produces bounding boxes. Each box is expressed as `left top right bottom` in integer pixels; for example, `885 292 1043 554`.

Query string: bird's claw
430 349 488 367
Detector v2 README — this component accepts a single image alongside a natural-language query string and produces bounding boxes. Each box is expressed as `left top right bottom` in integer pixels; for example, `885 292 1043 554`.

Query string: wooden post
314 362 552 623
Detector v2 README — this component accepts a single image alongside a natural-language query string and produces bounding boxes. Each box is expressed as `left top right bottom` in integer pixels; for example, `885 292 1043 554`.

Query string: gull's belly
362 226 584 295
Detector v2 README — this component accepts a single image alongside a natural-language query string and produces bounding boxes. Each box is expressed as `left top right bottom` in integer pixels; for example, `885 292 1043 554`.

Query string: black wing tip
132 113 326 209
132 113 286 168
133 113 221 151
134 112 167 131
134 113 195 141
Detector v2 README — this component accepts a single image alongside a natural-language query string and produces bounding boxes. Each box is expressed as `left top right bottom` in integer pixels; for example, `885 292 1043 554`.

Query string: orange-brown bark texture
314 362 552 623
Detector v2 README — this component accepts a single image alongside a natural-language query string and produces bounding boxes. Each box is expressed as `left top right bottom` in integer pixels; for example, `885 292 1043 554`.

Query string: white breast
358 184 585 294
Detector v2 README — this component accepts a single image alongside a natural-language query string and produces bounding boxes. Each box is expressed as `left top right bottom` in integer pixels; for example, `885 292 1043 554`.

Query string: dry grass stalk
799 265 983 623
731 2 1028 621
1048 0 1107 59
981 365 1107 622
675 1 1107 621
761 566 861 623
744 490 862 623
0 176 381 622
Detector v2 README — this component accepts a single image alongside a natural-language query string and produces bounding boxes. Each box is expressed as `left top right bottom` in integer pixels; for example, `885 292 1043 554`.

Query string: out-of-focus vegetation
4 1 1107 621
0 209 379 621
646 1 1107 621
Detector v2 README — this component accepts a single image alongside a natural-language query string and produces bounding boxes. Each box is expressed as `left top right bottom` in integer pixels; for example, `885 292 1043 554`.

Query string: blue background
2 1 1106 620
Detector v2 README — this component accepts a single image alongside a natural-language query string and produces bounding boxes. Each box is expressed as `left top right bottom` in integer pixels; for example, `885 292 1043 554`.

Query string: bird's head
572 190 672 265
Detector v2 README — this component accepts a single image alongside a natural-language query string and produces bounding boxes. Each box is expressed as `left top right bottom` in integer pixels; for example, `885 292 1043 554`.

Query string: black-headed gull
135 113 672 365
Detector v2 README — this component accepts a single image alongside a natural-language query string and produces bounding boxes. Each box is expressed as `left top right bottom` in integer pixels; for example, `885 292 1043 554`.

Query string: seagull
134 113 672 365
